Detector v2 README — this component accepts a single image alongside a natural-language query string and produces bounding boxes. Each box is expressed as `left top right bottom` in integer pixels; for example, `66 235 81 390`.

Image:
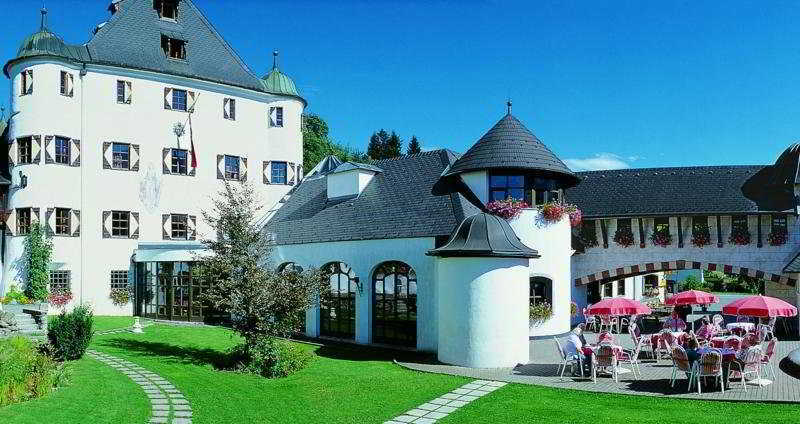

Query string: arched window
277 262 303 273
373 261 417 347
530 276 552 307
320 262 357 339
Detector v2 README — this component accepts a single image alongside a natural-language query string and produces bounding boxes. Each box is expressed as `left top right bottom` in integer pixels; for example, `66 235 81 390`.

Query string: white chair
592 344 619 383
629 322 654 359
583 308 597 332
694 349 724 394
618 336 644 379
760 338 778 380
554 337 584 380
670 345 695 391
728 346 763 392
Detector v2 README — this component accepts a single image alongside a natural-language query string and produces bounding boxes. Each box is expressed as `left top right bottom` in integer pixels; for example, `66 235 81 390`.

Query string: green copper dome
260 51 305 104
4 9 90 77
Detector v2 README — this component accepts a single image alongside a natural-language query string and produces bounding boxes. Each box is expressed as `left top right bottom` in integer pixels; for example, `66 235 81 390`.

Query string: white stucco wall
4 58 303 315
508 209 573 337
326 169 376 200
270 237 438 352
460 171 488 205
436 256 530 368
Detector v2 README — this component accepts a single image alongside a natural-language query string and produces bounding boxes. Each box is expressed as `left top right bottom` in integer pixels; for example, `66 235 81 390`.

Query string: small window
17 137 32 164
269 106 284 127
17 208 31 235
617 279 625 296
224 98 236 120
154 0 178 20
161 35 186 60
530 277 553 306
224 155 240 180
654 217 669 233
489 174 525 203
111 211 130 237
20 69 32 96
617 218 632 231
110 270 129 290
603 282 613 298
59 71 69 96
732 215 748 232
116 80 132 104
171 149 188 175
172 89 188 111
55 136 70 165
55 208 71 235
271 161 287 184
112 143 130 170
772 214 787 232
49 270 71 292
171 214 188 239
692 216 708 232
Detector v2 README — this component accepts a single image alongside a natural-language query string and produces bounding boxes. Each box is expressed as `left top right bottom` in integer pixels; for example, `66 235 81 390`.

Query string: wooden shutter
297 164 303 182
188 215 197 240
164 87 173 110
31 208 40 225
102 142 112 169
269 107 277 127
67 73 74 97
44 135 55 164
216 155 224 179
6 209 15 236
102 211 111 238
125 81 132 104
8 138 17 168
239 157 248 182
130 212 140 239
31 135 41 164
131 144 140 171
45 208 55 236
162 148 172 174
162 214 171 240
24 70 33 95
71 210 80 237
71 139 81 167
223 98 230 119
188 91 196 112
263 161 271 185
287 162 296 186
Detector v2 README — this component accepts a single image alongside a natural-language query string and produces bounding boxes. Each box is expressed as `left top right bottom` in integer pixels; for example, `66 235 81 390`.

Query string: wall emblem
139 164 162 213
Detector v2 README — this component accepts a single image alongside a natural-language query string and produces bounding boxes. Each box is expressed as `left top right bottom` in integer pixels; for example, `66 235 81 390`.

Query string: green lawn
92 316 136 333
5 317 800 423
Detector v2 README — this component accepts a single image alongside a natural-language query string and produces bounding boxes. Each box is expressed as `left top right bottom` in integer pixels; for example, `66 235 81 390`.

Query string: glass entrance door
136 261 211 322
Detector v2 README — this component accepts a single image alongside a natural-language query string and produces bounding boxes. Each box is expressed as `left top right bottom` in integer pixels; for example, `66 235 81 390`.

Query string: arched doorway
373 261 417 347
277 262 303 273
320 262 357 339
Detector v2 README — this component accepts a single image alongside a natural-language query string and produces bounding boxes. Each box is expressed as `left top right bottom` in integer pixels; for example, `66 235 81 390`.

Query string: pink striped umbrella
586 297 652 316
665 290 720 306
722 295 798 318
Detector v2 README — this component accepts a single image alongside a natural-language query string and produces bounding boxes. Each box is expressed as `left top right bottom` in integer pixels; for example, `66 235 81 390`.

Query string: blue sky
2 1 800 170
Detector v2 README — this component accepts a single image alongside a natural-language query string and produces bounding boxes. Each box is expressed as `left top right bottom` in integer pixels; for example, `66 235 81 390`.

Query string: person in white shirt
564 324 587 376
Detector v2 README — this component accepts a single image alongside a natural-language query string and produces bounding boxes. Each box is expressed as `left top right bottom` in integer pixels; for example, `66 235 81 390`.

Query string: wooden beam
716 215 723 248
757 215 763 248
600 219 609 248
638 218 645 248
677 216 683 248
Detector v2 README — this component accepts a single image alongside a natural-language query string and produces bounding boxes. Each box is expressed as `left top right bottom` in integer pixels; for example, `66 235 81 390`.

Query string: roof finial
272 50 279 70
40 5 48 30
506 99 512 115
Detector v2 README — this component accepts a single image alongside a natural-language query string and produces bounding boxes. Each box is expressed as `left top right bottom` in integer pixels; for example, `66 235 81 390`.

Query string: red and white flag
189 114 198 168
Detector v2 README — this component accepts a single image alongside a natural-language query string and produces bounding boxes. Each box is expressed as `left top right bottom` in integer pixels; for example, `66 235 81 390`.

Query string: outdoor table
726 322 755 332
581 344 631 376
710 337 731 348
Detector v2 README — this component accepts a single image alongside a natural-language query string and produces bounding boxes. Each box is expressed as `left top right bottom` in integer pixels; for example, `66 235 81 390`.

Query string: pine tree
385 131 403 158
407 136 422 155
367 131 383 160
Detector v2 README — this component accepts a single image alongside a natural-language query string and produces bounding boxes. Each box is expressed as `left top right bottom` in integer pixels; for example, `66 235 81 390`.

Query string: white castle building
2 0 304 316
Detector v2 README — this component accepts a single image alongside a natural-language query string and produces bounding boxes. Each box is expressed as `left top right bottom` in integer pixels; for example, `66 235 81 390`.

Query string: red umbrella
665 290 719 306
586 297 652 316
722 295 798 318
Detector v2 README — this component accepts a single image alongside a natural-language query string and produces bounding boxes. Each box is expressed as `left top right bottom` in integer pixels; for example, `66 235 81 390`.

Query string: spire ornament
273 50 279 70
507 99 512 115
40 7 48 30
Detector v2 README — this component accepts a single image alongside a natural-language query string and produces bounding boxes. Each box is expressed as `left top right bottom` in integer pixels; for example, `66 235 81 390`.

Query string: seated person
684 337 701 365
695 316 716 340
597 331 614 344
564 325 587 375
575 323 588 346
663 312 686 331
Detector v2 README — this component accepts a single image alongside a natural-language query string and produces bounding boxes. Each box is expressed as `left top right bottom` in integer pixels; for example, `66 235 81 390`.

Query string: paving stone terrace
399 331 800 403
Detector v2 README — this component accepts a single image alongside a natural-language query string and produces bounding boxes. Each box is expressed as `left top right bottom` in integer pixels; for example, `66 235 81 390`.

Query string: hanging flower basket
613 227 635 247
487 198 529 220
729 228 751 246
48 290 73 309
691 225 711 248
109 288 131 307
539 202 582 228
570 301 578 317
767 230 788 246
650 228 672 247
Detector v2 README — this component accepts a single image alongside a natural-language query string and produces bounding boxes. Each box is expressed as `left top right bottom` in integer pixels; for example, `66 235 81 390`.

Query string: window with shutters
49 271 71 292
172 89 188 111
17 208 31 235
171 214 188 239
111 143 130 170
224 155 240 180
110 270 129 290
60 71 69 96
271 161 287 184
154 0 178 20
20 70 31 96
112 211 130 237
55 137 70 165
55 208 71 235
171 149 188 175
224 98 236 120
17 137 32 164
269 107 283 127
116 80 132 104
161 35 186 60
772 214 787 233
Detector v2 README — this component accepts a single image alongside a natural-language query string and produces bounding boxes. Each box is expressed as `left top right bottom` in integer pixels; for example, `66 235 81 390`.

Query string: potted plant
109 287 131 307
729 227 751 246
539 202 582 227
767 229 788 246
691 224 711 247
613 226 635 247
650 227 672 247
486 197 528 220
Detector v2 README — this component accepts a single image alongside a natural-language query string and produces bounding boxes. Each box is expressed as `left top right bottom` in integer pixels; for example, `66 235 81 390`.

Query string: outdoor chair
598 316 616 333
737 316 751 323
554 337 584 381
618 336 644 379
653 331 673 360
723 336 742 351
758 324 774 342
694 349 724 394
728 346 763 392
670 345 695 391
760 338 778 380
629 323 654 359
731 327 747 337
598 331 615 344
592 344 619 383
583 308 598 332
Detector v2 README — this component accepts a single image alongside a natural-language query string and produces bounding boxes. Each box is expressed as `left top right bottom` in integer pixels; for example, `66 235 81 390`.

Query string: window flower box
613 227 635 247
48 290 73 309
650 228 672 247
691 225 711 248
529 302 553 324
486 198 528 220
729 227 751 246
539 202 582 227
767 230 788 246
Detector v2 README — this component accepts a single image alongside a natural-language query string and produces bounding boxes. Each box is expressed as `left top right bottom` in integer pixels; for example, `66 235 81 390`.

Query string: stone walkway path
87 350 192 424
385 380 507 423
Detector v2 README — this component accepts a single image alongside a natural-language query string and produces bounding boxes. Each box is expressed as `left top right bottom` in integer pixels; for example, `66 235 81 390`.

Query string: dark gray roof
566 165 785 218
784 245 800 273
331 162 383 174
305 155 343 180
427 213 539 258
87 0 264 91
442 114 579 187
266 150 480 245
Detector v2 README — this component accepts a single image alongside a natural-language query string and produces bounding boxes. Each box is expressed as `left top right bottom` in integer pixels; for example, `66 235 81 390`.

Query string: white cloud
563 153 636 171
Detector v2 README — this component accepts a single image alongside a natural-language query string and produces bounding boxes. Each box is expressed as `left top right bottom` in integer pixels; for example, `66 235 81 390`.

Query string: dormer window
161 35 186 60
154 0 178 20
489 174 525 203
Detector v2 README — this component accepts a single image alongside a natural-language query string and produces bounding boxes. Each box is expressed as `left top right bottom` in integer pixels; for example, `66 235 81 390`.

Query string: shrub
47 305 94 360
230 337 314 378
0 336 69 407
25 224 53 302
